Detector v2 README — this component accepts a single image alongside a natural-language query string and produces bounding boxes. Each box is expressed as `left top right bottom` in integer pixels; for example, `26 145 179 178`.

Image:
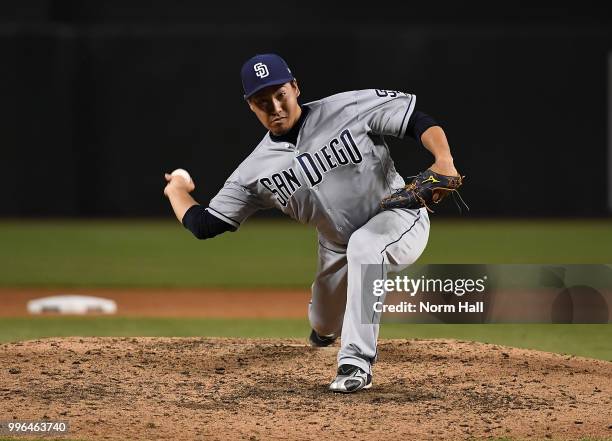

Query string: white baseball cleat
329 364 372 393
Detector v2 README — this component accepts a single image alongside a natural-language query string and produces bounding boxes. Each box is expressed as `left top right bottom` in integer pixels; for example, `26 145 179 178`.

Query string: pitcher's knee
347 229 383 263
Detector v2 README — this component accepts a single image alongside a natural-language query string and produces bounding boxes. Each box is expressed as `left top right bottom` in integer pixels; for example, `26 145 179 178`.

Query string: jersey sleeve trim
205 207 241 229
398 94 416 138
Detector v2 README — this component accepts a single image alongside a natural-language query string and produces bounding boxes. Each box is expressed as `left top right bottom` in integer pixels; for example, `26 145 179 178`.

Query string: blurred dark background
2 1 611 217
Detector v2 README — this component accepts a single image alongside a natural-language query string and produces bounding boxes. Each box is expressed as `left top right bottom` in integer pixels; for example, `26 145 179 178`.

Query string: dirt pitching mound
1 338 611 441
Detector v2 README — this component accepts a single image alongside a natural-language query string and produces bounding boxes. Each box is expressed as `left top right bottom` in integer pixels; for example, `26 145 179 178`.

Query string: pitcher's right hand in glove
380 169 466 213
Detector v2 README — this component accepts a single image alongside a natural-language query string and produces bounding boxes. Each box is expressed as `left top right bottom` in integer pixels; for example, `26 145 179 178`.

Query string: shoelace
451 190 470 214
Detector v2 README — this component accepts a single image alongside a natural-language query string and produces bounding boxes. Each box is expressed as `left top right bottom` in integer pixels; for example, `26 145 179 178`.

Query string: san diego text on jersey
259 128 362 206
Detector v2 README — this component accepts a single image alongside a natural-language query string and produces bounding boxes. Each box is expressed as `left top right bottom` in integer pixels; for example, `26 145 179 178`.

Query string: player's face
248 81 301 136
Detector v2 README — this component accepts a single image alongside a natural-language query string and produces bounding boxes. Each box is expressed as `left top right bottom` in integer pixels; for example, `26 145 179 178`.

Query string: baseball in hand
170 168 193 184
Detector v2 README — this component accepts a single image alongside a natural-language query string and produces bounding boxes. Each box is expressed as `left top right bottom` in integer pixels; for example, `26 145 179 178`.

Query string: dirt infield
1 337 611 440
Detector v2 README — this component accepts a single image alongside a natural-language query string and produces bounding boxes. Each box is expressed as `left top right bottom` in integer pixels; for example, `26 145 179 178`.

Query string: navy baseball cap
241 53 295 100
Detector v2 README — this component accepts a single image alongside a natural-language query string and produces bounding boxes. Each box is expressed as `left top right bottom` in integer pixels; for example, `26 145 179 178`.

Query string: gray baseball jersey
207 89 416 245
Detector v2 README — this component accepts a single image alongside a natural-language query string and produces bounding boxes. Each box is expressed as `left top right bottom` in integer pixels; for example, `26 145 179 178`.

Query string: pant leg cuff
337 356 371 375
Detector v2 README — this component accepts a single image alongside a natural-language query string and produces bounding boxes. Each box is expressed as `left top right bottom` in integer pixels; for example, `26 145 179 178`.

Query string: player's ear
292 79 300 98
246 99 256 113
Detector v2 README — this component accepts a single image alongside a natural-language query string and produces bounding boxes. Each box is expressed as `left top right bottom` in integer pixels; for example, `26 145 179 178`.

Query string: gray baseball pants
308 207 430 374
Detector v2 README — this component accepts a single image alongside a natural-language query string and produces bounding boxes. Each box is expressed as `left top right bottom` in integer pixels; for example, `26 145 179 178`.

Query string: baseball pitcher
164 53 462 393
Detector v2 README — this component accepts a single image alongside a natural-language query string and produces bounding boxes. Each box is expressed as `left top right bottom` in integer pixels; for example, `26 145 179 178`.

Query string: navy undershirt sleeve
182 204 236 239
405 110 439 142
